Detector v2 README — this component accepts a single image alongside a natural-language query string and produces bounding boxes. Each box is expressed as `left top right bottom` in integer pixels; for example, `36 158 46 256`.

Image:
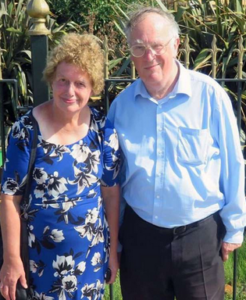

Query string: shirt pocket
177 127 209 165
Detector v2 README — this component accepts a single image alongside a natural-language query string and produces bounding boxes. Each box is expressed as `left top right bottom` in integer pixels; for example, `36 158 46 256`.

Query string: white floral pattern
1 107 120 300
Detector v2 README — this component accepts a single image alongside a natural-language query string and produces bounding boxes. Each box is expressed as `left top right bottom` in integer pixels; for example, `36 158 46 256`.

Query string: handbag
0 112 38 300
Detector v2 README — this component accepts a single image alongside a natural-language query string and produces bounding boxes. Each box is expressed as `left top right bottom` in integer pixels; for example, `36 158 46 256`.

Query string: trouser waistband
125 205 221 235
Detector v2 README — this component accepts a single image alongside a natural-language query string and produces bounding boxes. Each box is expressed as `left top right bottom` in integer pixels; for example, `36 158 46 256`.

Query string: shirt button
156 195 160 199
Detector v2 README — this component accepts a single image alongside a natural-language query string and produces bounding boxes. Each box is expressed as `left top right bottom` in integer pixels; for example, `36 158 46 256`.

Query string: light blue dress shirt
107 62 246 244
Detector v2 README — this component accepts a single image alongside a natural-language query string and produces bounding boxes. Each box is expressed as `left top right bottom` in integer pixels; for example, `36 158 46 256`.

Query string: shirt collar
134 60 192 102
172 61 192 98
134 79 151 100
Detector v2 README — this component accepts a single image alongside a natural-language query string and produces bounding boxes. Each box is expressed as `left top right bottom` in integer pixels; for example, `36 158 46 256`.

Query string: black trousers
119 206 225 300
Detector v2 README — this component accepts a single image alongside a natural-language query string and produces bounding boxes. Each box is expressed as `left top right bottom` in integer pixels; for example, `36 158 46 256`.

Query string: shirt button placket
153 106 165 224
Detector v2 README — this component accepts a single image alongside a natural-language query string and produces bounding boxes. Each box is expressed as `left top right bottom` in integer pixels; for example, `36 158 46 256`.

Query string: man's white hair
125 6 180 44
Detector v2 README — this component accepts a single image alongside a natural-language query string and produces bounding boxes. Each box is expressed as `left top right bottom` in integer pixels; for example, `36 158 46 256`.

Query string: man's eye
153 45 163 51
135 45 145 51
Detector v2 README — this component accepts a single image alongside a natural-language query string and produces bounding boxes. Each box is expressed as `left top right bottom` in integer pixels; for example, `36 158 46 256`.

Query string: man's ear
172 37 180 57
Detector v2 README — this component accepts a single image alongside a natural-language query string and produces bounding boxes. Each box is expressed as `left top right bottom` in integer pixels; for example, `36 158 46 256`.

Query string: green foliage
0 0 32 123
175 0 246 75
0 0 84 124
46 0 112 33
46 0 148 35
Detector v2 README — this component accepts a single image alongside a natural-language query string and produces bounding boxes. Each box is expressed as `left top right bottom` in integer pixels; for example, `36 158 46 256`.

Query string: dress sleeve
101 118 121 187
1 114 33 196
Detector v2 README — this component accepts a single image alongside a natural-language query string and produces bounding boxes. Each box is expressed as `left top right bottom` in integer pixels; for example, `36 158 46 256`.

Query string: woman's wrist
3 254 22 263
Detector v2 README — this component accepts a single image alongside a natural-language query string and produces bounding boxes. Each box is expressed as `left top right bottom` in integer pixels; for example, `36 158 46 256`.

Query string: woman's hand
107 251 119 284
0 194 25 300
0 257 27 300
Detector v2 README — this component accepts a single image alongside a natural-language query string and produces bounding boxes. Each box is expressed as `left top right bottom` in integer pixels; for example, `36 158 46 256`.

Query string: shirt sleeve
101 118 121 187
1 115 32 196
215 89 246 243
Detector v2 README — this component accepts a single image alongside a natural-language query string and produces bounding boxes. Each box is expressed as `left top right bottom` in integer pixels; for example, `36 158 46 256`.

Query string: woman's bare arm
0 194 27 300
101 185 120 284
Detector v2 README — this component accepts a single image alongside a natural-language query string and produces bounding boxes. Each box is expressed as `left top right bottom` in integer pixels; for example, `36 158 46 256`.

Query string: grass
104 240 246 300
224 240 246 299
224 240 246 284
105 273 122 300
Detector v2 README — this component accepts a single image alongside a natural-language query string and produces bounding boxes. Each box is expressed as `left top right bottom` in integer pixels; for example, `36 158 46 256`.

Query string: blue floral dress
1 107 120 300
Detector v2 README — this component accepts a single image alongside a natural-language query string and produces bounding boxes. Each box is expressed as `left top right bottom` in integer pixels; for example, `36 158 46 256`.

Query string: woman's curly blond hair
43 33 105 95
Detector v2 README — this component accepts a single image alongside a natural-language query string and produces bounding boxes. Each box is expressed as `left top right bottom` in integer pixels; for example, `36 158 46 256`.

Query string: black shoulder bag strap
19 111 38 296
22 112 38 208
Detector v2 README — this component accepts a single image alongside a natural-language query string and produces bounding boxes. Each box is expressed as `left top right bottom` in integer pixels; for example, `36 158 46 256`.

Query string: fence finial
104 36 109 80
179 34 195 69
0 32 2 80
209 35 222 78
27 0 50 36
234 35 246 79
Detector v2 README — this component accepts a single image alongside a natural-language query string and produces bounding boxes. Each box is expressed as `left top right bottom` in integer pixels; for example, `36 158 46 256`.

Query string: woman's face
51 62 93 115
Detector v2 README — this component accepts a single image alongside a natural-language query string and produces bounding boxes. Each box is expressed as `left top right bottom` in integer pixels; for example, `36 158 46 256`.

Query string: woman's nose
65 82 75 95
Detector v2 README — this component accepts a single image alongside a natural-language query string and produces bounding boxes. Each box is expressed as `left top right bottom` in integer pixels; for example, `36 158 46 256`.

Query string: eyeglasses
129 38 173 58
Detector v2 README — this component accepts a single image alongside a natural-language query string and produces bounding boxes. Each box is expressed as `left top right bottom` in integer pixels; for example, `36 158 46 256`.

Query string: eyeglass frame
129 37 174 58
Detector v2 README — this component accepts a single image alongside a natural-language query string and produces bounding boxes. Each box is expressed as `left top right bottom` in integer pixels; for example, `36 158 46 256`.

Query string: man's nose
144 47 155 60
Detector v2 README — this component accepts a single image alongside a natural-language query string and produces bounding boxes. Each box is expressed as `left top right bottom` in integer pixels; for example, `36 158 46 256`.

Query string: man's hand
222 242 242 262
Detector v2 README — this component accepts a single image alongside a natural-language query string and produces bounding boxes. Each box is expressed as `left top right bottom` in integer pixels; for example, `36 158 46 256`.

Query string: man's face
129 13 179 93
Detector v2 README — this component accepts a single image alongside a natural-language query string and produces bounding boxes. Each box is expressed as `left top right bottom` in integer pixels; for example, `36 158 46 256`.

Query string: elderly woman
0 33 120 299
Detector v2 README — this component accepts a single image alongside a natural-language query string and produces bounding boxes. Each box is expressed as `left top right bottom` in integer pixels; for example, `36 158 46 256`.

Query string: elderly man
107 6 246 300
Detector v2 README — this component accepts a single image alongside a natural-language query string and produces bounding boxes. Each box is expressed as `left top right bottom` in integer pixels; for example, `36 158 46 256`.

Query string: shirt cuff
223 228 245 244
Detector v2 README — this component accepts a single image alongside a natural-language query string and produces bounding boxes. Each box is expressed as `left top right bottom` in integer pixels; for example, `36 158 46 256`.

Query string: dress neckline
30 106 96 148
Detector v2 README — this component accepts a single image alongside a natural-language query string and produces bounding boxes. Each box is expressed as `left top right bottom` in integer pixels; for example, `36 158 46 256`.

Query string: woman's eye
58 78 66 84
77 82 85 87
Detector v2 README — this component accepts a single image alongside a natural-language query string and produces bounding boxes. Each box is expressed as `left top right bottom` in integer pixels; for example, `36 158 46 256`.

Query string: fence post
104 36 110 112
0 31 4 163
27 0 50 107
232 35 246 300
209 35 222 79
235 35 246 80
179 34 195 69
